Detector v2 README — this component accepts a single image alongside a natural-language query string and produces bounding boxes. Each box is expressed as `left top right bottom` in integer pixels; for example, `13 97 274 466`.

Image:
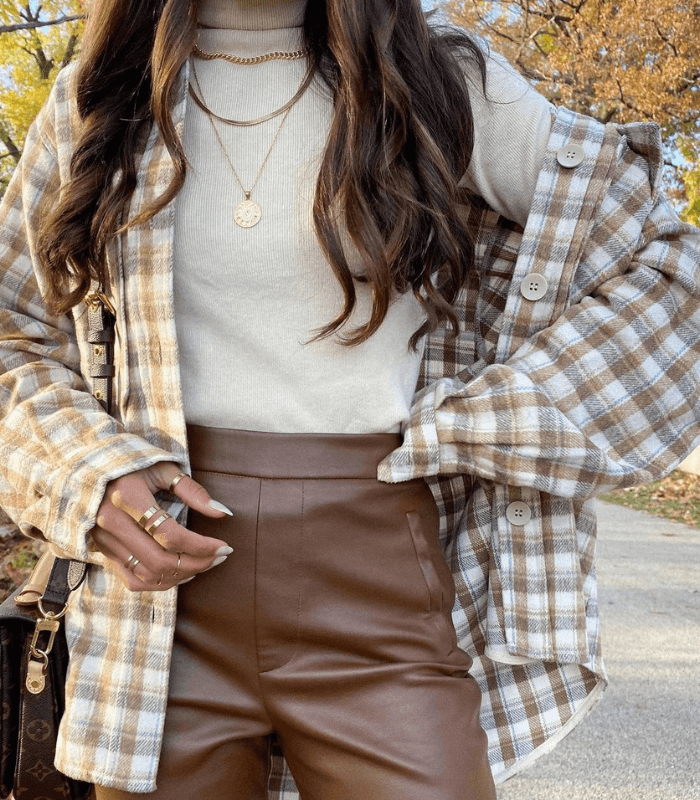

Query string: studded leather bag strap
85 287 117 415
50 287 115 599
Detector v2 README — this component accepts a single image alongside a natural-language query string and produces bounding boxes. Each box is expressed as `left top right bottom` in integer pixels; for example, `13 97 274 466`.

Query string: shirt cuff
377 383 443 483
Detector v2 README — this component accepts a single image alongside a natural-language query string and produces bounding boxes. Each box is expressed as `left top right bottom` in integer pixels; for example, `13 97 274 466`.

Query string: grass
600 469 700 528
0 533 44 602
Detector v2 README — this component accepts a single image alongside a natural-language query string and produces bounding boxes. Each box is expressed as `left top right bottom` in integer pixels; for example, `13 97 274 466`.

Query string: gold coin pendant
234 199 262 228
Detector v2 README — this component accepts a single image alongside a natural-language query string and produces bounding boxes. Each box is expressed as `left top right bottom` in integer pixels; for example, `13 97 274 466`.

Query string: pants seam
252 478 274 725
258 481 305 676
297 482 304 652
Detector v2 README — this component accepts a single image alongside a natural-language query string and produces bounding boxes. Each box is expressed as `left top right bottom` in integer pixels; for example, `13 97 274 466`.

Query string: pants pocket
405 509 460 656
405 510 447 614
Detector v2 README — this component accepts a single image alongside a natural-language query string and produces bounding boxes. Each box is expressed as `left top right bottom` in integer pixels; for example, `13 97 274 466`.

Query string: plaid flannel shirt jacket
1 62 700 795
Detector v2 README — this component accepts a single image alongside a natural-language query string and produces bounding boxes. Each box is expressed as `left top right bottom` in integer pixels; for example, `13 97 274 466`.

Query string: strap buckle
85 290 116 317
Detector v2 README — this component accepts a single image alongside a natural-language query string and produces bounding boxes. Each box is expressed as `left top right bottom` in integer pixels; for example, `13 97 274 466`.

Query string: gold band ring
145 511 172 535
123 554 136 570
137 505 161 530
128 558 140 572
168 472 189 494
172 553 182 578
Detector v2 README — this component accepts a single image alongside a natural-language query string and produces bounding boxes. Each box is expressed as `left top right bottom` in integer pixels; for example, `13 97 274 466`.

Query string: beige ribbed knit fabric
173 0 552 434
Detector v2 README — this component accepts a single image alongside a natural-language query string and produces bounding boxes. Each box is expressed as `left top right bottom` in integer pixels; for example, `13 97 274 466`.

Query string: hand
90 462 233 592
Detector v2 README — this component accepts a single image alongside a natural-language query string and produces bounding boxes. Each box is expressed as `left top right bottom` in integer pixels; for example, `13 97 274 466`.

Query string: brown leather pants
95 427 496 800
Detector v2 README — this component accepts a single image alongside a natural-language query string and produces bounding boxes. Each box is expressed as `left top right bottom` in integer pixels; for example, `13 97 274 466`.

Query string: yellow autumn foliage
447 0 700 220
0 0 84 190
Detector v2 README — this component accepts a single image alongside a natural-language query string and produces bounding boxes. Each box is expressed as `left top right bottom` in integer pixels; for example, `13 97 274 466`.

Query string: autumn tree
0 0 84 192
445 0 700 223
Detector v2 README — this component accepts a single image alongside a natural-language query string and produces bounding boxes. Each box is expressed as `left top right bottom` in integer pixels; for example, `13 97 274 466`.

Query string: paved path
497 500 700 800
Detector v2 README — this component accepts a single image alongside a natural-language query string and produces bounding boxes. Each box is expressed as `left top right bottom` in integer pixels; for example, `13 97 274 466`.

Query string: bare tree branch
0 127 21 163
61 33 79 68
0 14 83 35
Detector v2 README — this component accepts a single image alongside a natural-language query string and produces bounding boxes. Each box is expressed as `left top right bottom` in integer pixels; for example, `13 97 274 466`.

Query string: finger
146 515 233 560
148 463 233 519
92 527 169 591
123 550 226 592
106 473 165 523
93 524 228 591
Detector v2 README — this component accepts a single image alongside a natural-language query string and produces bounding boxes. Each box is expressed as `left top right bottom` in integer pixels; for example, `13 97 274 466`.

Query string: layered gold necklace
189 61 315 128
189 46 313 228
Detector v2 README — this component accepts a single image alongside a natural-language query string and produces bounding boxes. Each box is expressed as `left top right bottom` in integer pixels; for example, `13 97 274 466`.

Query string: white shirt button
556 144 585 168
506 501 532 526
520 272 549 301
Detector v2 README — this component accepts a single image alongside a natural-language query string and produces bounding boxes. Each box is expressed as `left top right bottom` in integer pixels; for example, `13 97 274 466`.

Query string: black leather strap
41 558 78 611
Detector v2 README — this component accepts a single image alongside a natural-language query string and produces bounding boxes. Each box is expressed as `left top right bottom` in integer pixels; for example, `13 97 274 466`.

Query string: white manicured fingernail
215 546 234 557
208 500 233 515
211 555 227 567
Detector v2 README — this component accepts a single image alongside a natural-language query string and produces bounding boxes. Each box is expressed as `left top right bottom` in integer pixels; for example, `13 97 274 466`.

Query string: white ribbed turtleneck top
173 0 552 434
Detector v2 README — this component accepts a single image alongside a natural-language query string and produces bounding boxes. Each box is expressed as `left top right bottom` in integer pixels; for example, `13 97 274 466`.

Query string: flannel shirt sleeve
0 83 180 561
379 132 700 497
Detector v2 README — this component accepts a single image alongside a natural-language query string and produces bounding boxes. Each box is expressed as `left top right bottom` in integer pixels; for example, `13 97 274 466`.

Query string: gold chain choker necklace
192 43 309 65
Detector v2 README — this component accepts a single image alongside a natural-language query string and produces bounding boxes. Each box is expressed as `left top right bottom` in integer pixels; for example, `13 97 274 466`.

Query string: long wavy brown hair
39 0 486 346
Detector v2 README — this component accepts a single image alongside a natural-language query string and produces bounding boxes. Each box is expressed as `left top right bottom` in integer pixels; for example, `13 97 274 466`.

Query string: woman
1 0 699 797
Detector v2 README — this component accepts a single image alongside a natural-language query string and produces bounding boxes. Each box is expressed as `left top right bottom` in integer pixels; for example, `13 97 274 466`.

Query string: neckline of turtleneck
197 0 306 30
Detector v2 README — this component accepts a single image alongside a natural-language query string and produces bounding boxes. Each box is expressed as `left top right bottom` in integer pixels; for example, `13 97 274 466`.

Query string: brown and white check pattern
1 61 700 794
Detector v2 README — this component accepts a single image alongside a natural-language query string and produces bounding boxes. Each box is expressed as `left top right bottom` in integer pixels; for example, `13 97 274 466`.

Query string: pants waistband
186 425 402 480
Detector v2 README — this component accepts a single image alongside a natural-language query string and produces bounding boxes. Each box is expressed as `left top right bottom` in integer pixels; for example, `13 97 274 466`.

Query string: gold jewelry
137 505 161 530
123 554 136 570
172 553 182 578
189 60 315 127
145 511 171 535
190 60 313 227
193 43 308 65
128 558 140 573
168 472 188 493
197 92 295 229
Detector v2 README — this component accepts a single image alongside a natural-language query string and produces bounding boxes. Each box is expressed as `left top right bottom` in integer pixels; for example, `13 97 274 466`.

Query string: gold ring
137 505 161 530
123 554 136 570
128 558 140 572
172 553 182 578
145 511 172 535
168 472 189 494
